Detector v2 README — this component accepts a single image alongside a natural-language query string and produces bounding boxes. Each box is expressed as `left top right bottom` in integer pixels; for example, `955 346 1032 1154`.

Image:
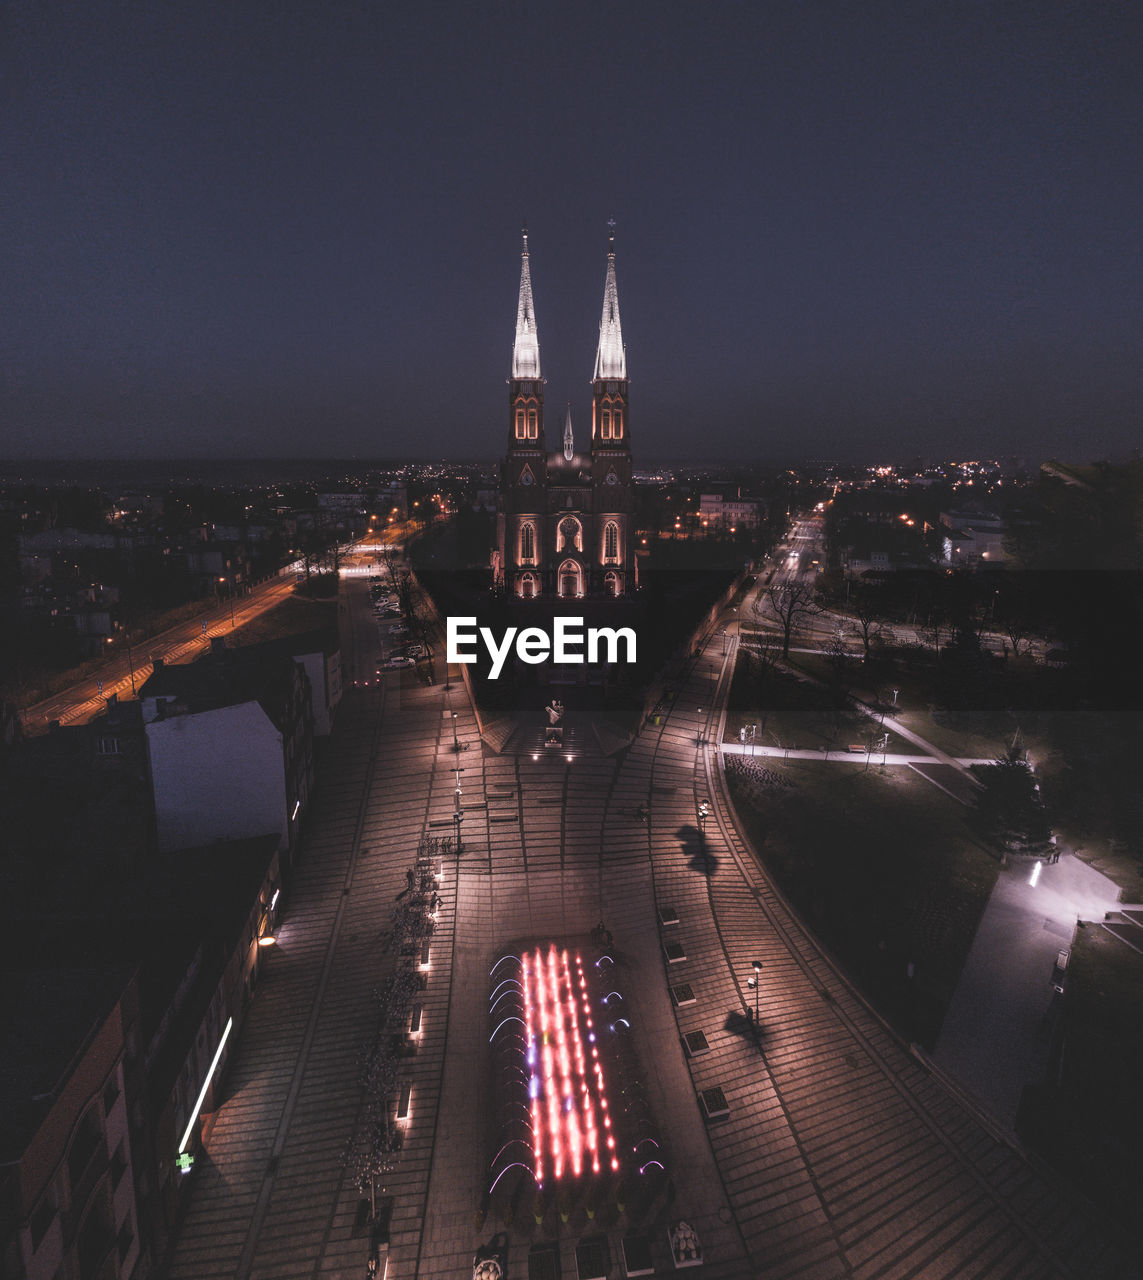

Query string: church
493 227 636 602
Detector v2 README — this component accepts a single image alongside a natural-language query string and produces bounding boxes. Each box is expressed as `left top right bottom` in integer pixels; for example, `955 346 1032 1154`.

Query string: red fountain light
521 944 616 1186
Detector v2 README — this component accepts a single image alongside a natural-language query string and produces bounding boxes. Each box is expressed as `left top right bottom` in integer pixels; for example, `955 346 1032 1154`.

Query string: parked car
378 655 416 669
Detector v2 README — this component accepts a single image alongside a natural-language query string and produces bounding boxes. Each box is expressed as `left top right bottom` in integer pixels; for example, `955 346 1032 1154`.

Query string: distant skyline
4 1 1141 462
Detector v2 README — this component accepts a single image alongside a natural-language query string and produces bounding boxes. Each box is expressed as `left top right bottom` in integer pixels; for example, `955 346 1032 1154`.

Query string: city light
520 945 617 1186
178 1017 234 1155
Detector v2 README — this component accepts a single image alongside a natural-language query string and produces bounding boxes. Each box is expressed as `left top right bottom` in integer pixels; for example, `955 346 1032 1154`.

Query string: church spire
593 218 626 381
563 402 574 460
512 226 541 379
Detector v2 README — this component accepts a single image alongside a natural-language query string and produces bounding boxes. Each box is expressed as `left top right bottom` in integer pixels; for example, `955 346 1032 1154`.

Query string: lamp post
698 801 709 838
748 960 762 1025
451 710 459 753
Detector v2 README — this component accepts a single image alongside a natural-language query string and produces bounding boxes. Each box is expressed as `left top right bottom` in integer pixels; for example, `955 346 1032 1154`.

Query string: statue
545 699 564 726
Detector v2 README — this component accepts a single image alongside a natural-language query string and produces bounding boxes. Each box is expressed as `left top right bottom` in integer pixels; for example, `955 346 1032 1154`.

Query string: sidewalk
933 851 1121 1125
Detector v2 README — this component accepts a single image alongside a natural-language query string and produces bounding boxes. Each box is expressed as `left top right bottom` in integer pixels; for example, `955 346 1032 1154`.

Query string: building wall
148 849 279 1257
145 703 286 853
296 649 340 735
8 989 142 1280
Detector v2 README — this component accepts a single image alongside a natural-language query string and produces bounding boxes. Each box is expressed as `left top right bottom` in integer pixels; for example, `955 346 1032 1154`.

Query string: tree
972 749 1053 852
760 579 819 659
849 595 886 663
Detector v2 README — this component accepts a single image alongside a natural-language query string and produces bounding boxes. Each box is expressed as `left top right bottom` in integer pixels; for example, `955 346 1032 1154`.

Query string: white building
940 507 1008 566
139 644 314 856
698 493 763 530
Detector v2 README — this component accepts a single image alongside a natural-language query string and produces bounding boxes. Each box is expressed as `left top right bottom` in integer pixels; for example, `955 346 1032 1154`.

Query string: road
163 567 1134 1279
20 574 299 734
754 515 1047 660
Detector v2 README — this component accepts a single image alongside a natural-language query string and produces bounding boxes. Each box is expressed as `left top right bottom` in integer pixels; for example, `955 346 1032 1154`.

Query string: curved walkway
625 629 1134 1279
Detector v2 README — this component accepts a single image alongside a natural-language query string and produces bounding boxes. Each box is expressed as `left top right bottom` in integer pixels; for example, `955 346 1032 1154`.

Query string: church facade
493 229 636 602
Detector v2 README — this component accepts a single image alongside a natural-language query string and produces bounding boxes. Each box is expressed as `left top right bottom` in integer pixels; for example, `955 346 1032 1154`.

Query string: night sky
4 1 1141 463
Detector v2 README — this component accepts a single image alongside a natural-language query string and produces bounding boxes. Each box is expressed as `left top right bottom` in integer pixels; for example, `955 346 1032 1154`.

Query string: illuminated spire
563 402 574 460
512 226 541 379
593 218 626 380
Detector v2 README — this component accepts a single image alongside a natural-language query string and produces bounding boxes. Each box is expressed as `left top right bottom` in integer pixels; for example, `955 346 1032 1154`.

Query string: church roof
593 224 627 380
512 230 541 379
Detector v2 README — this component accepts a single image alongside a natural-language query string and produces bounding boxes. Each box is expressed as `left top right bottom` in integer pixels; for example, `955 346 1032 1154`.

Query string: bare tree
849 600 885 663
764 580 820 659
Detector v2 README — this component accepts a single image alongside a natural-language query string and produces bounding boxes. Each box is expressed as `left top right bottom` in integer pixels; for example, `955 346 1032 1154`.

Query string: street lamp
747 960 762 1025
698 801 709 837
451 710 459 753
124 634 137 695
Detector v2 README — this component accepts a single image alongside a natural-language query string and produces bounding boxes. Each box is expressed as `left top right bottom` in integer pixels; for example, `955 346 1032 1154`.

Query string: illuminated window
518 572 537 599
604 570 620 597
612 409 622 438
519 521 535 564
600 408 611 439
557 517 582 552
527 409 538 439
603 521 620 563
515 408 526 439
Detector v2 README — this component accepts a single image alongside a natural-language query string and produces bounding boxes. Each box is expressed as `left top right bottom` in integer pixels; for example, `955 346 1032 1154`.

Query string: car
377 655 416 669
387 624 410 636
393 644 425 659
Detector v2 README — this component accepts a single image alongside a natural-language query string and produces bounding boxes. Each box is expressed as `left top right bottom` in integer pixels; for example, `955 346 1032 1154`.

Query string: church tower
590 222 634 597
497 229 547 600
494 224 636 603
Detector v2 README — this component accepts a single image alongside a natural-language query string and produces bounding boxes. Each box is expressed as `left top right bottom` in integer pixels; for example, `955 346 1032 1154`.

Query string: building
697 492 764 531
940 505 1008 566
0 836 281 1280
138 641 314 857
0 968 144 1280
493 227 636 602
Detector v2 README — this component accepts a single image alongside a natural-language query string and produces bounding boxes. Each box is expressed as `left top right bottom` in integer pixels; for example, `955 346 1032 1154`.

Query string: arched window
558 559 583 599
556 517 582 553
518 572 537 599
519 521 535 565
527 409 538 439
603 521 620 564
599 408 611 439
604 570 620 597
612 409 623 438
515 408 526 439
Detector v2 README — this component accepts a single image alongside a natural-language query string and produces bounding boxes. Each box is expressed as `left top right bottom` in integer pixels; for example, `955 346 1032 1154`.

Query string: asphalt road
20 573 298 733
